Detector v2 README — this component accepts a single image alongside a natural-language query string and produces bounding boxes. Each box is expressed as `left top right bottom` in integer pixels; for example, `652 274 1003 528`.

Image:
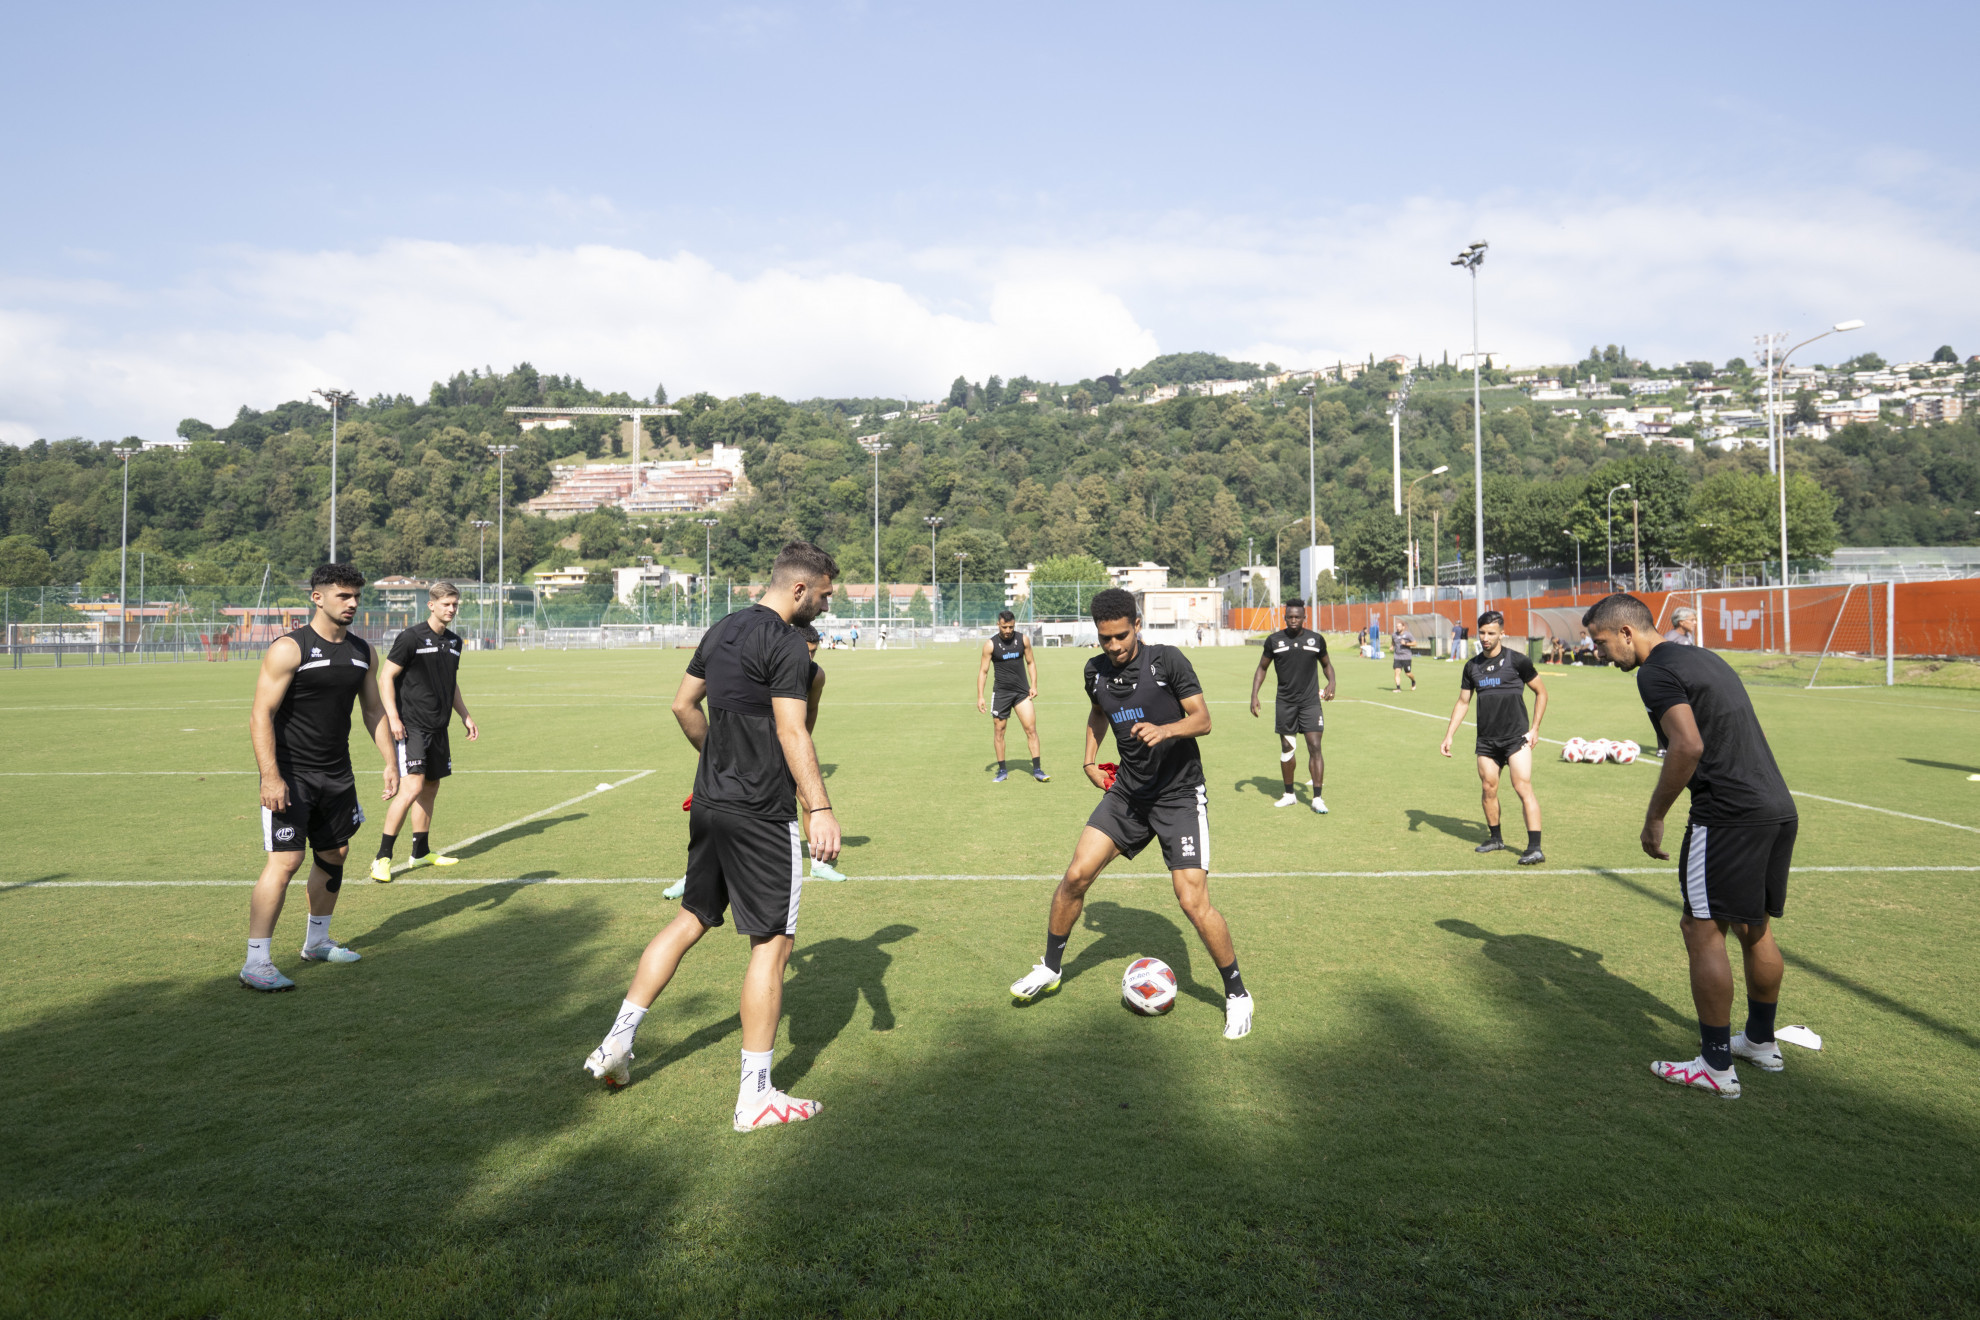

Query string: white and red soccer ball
1561 737 1640 764
1121 957 1178 1015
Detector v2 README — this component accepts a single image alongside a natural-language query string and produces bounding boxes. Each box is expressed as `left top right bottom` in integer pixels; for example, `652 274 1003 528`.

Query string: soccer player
370 581 478 881
976 610 1048 783
1008 589 1254 1040
1247 598 1335 813
240 564 399 991
584 541 844 1132
1438 610 1548 865
1584 592 1796 1100
1392 622 1418 692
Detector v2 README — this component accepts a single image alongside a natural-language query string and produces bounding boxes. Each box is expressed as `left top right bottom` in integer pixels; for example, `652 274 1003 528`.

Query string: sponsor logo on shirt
1110 706 1146 724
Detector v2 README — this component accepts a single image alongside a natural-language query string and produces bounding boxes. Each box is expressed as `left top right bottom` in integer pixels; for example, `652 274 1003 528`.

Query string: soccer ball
1121 957 1178 1015
1561 737 1587 762
1585 739 1611 764
1614 739 1641 764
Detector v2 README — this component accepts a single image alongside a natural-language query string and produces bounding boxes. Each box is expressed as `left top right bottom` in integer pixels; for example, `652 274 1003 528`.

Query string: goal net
1806 583 1885 688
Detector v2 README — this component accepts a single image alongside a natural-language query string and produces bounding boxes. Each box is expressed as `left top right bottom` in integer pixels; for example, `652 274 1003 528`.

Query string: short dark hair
310 564 364 590
800 624 821 643
1284 597 1305 610
1477 610 1504 628
1581 592 1654 631
771 541 839 586
1088 587 1138 624
997 609 1016 622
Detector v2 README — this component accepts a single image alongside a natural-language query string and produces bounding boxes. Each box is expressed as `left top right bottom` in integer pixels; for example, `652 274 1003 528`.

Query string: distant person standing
371 582 478 881
1249 599 1335 813
1391 623 1418 692
1666 606 1699 646
1438 610 1548 865
1450 621 1468 661
240 564 399 991
1583 592 1797 1101
977 610 1049 783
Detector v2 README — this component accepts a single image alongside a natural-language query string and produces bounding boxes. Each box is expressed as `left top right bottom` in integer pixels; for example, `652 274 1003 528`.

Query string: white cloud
2 187 1976 442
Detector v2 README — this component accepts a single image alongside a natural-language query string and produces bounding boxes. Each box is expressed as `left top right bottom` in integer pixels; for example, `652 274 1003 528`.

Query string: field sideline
3 640 1978 1317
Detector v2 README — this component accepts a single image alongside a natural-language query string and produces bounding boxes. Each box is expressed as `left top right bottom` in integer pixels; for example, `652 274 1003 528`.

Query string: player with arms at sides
1247 598 1335 813
585 542 845 1132
1008 589 1254 1040
1438 610 1548 865
370 581 478 881
1584 593 1796 1099
977 610 1048 783
1391 622 1418 693
240 564 399 991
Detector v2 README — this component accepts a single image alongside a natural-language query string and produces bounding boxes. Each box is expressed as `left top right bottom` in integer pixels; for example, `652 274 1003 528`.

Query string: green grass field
3 639 1978 1318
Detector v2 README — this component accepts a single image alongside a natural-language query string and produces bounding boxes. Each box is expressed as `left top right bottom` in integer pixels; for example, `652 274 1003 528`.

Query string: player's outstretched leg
1474 756 1508 853
1506 746 1544 865
372 770 425 882
1011 827 1117 1002
733 933 821 1131
584 907 707 1086
1171 868 1251 1038
403 781 457 869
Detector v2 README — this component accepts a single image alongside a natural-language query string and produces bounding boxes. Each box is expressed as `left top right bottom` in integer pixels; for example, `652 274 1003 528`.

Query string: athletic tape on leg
1281 736 1296 763
316 858 345 893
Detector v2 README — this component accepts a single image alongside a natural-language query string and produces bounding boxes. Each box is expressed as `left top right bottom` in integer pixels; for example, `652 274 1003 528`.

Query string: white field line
1788 791 1980 834
0 769 657 777
389 769 656 875
11 864 1979 890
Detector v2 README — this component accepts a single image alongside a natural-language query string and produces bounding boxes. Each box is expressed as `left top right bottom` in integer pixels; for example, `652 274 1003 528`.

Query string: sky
4 0 1978 443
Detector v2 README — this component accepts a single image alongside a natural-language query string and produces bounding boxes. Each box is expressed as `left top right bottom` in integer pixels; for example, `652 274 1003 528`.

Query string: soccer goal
1807 581 1895 688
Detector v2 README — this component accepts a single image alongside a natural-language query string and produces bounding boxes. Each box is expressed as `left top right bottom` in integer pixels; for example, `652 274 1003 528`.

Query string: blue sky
4 1 1977 441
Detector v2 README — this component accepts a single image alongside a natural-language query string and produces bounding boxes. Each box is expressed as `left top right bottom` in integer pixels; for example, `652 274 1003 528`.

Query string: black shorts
1086 785 1211 873
1678 818 1796 923
990 688 1029 721
682 803 804 937
1275 695 1324 736
1393 656 1414 671
263 767 364 853
1476 737 1529 767
397 724 453 780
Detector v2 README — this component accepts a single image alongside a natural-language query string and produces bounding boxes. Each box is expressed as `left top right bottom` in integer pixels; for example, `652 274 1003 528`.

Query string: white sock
737 1048 774 1111
245 937 273 968
604 999 646 1057
304 914 331 949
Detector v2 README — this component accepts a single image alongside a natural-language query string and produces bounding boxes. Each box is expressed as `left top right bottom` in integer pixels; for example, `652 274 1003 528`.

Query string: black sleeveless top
273 624 372 774
1083 642 1205 802
989 633 1029 692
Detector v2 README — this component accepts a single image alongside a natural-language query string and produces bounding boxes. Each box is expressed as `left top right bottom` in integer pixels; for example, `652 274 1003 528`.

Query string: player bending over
1585 592 1796 1100
977 610 1048 782
1438 610 1547 865
1008 589 1254 1040
240 564 399 991
1248 598 1334 812
371 581 478 881
585 542 844 1132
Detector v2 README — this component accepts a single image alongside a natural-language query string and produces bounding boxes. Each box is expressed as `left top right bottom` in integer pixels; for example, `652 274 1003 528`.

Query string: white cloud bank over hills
2 189 1975 444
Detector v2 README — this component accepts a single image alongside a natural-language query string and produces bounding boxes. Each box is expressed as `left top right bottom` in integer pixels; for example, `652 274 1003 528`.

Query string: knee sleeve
315 858 345 893
1281 735 1296 763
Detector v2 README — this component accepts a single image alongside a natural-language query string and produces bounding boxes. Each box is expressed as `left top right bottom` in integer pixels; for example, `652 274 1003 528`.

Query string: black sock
1031 757 1040 769
1043 930 1068 974
376 832 397 861
1488 823 1503 841
1700 1022 1732 1071
1526 831 1542 851
1218 960 1247 998
997 760 1006 773
1745 999 1778 1045
411 831 430 860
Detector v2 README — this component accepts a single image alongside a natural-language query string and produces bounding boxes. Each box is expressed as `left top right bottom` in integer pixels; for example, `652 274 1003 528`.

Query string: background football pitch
3 641 1977 1318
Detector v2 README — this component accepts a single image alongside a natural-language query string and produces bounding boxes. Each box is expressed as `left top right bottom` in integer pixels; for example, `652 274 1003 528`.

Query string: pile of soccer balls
1562 737 1640 764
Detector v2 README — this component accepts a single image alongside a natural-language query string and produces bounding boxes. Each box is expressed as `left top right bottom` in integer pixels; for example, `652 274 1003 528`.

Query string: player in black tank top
976 611 1048 782
1005 589 1255 1040
240 565 399 992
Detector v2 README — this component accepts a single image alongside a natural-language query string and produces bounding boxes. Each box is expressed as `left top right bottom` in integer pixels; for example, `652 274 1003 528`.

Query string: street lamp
1298 383 1317 600
471 519 493 648
1606 482 1632 588
1451 241 1488 608
1405 465 1449 603
1389 374 1416 516
116 444 137 654
1563 530 1583 601
924 516 943 627
954 551 969 628
698 518 720 628
486 444 517 647
1757 317 1862 654
860 438 892 640
312 388 357 563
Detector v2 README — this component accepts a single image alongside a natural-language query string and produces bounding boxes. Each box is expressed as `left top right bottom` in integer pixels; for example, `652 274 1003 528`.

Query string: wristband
809 806 833 814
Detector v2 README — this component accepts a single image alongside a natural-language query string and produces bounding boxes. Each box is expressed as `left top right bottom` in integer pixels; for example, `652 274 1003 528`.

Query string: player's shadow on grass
818 762 838 779
452 813 587 860
359 882 526 949
839 836 871 849
778 923 916 1090
0 873 70 894
1234 776 1289 798
1902 757 1980 776
1405 808 1482 843
1437 918 1690 1038
1059 900 1221 1010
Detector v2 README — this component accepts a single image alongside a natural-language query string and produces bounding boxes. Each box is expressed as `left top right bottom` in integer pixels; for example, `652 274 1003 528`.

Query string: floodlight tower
1298 382 1317 602
955 551 969 627
471 519 493 647
116 444 138 653
1390 371 1416 516
312 388 357 562
698 518 720 627
486 445 517 646
924 516 943 626
860 437 892 638
1405 465 1449 602
1450 241 1488 609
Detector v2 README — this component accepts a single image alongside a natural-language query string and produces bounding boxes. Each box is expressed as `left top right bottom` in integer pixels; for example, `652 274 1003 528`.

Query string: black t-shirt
1462 647 1538 744
1636 642 1796 824
273 624 372 776
386 621 462 731
687 604 812 819
1084 643 1204 802
1264 628 1328 701
989 632 1029 692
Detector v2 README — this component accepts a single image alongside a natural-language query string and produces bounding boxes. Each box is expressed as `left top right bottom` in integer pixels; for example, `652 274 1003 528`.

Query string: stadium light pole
698 518 720 628
860 438 892 640
1760 319 1863 652
1405 465 1449 603
924 516 943 627
116 444 137 654
471 520 492 648
1298 384 1316 599
1606 483 1631 588
312 389 356 563
1389 372 1416 516
486 445 517 648
955 551 968 628
1451 241 1488 608
1563 530 1583 602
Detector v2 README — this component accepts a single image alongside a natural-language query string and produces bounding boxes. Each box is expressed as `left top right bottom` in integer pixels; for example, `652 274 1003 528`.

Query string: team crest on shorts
275 826 297 843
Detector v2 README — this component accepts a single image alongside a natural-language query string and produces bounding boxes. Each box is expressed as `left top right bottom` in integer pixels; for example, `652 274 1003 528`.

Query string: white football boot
1272 792 1298 808
735 1091 821 1132
1731 1033 1784 1072
1311 797 1328 814
583 1045 632 1088
1009 962 1062 1003
1223 992 1255 1040
1650 1055 1740 1098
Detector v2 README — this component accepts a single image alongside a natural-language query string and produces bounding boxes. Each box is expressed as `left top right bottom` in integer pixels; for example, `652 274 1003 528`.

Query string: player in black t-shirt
1439 610 1549 865
1248 599 1336 813
239 564 399 991
585 542 844 1132
371 581 479 881
977 610 1048 782
1008 589 1254 1039
1585 592 1797 1100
